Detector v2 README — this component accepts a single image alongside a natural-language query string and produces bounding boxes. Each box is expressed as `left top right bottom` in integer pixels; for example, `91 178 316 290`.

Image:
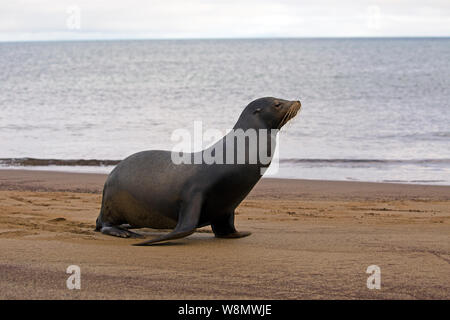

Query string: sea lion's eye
274 102 281 108
253 108 261 114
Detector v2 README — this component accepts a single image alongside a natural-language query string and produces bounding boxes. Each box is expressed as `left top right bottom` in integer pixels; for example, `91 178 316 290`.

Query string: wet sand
0 169 449 299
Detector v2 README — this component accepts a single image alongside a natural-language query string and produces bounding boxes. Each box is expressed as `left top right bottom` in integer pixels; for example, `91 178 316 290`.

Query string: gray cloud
0 0 449 41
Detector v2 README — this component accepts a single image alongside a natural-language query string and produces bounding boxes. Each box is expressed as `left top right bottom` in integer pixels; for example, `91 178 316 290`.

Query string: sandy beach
0 169 449 299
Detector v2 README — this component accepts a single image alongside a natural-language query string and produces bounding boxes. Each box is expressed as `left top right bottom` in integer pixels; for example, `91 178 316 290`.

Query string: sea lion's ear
253 108 261 114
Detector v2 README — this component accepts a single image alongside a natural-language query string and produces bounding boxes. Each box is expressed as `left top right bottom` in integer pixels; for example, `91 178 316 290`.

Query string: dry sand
0 169 449 299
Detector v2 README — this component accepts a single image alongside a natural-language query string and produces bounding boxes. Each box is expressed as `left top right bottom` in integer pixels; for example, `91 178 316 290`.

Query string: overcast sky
1 0 449 41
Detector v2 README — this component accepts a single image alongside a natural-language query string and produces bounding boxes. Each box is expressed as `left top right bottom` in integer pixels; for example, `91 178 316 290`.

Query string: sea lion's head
234 97 301 130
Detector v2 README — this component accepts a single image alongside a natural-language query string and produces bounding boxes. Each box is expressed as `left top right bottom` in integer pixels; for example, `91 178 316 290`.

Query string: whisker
280 109 292 129
278 102 302 130
280 104 301 130
278 109 290 129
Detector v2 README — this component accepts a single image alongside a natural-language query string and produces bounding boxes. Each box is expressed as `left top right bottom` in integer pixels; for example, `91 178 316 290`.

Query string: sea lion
95 97 301 245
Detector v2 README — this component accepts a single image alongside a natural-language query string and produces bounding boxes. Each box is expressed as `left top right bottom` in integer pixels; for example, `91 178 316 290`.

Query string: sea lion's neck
200 127 277 168
232 116 264 131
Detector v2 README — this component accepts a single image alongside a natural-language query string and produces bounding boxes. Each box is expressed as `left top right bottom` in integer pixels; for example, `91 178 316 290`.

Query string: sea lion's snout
293 100 301 114
277 99 301 129
291 100 301 109
290 100 301 112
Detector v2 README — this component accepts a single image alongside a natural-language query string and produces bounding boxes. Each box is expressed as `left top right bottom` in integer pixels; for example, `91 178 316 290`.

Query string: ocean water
0 38 449 184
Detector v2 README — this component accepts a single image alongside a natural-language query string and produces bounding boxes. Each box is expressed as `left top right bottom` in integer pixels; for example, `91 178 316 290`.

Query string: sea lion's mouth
278 101 301 129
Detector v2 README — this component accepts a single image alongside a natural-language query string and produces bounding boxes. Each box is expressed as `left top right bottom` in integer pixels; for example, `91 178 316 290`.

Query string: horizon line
1 35 450 44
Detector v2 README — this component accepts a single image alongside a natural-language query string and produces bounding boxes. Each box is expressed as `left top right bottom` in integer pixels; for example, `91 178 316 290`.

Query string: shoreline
0 169 449 299
2 157 450 186
2 168 450 194
1 167 449 188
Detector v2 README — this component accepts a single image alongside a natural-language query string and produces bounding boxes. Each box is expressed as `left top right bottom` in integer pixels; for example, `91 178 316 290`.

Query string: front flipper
133 191 203 246
215 231 252 239
211 211 252 239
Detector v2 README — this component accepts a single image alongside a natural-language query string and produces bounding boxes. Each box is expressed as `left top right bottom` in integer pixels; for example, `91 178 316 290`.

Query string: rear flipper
133 191 203 246
100 225 144 239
